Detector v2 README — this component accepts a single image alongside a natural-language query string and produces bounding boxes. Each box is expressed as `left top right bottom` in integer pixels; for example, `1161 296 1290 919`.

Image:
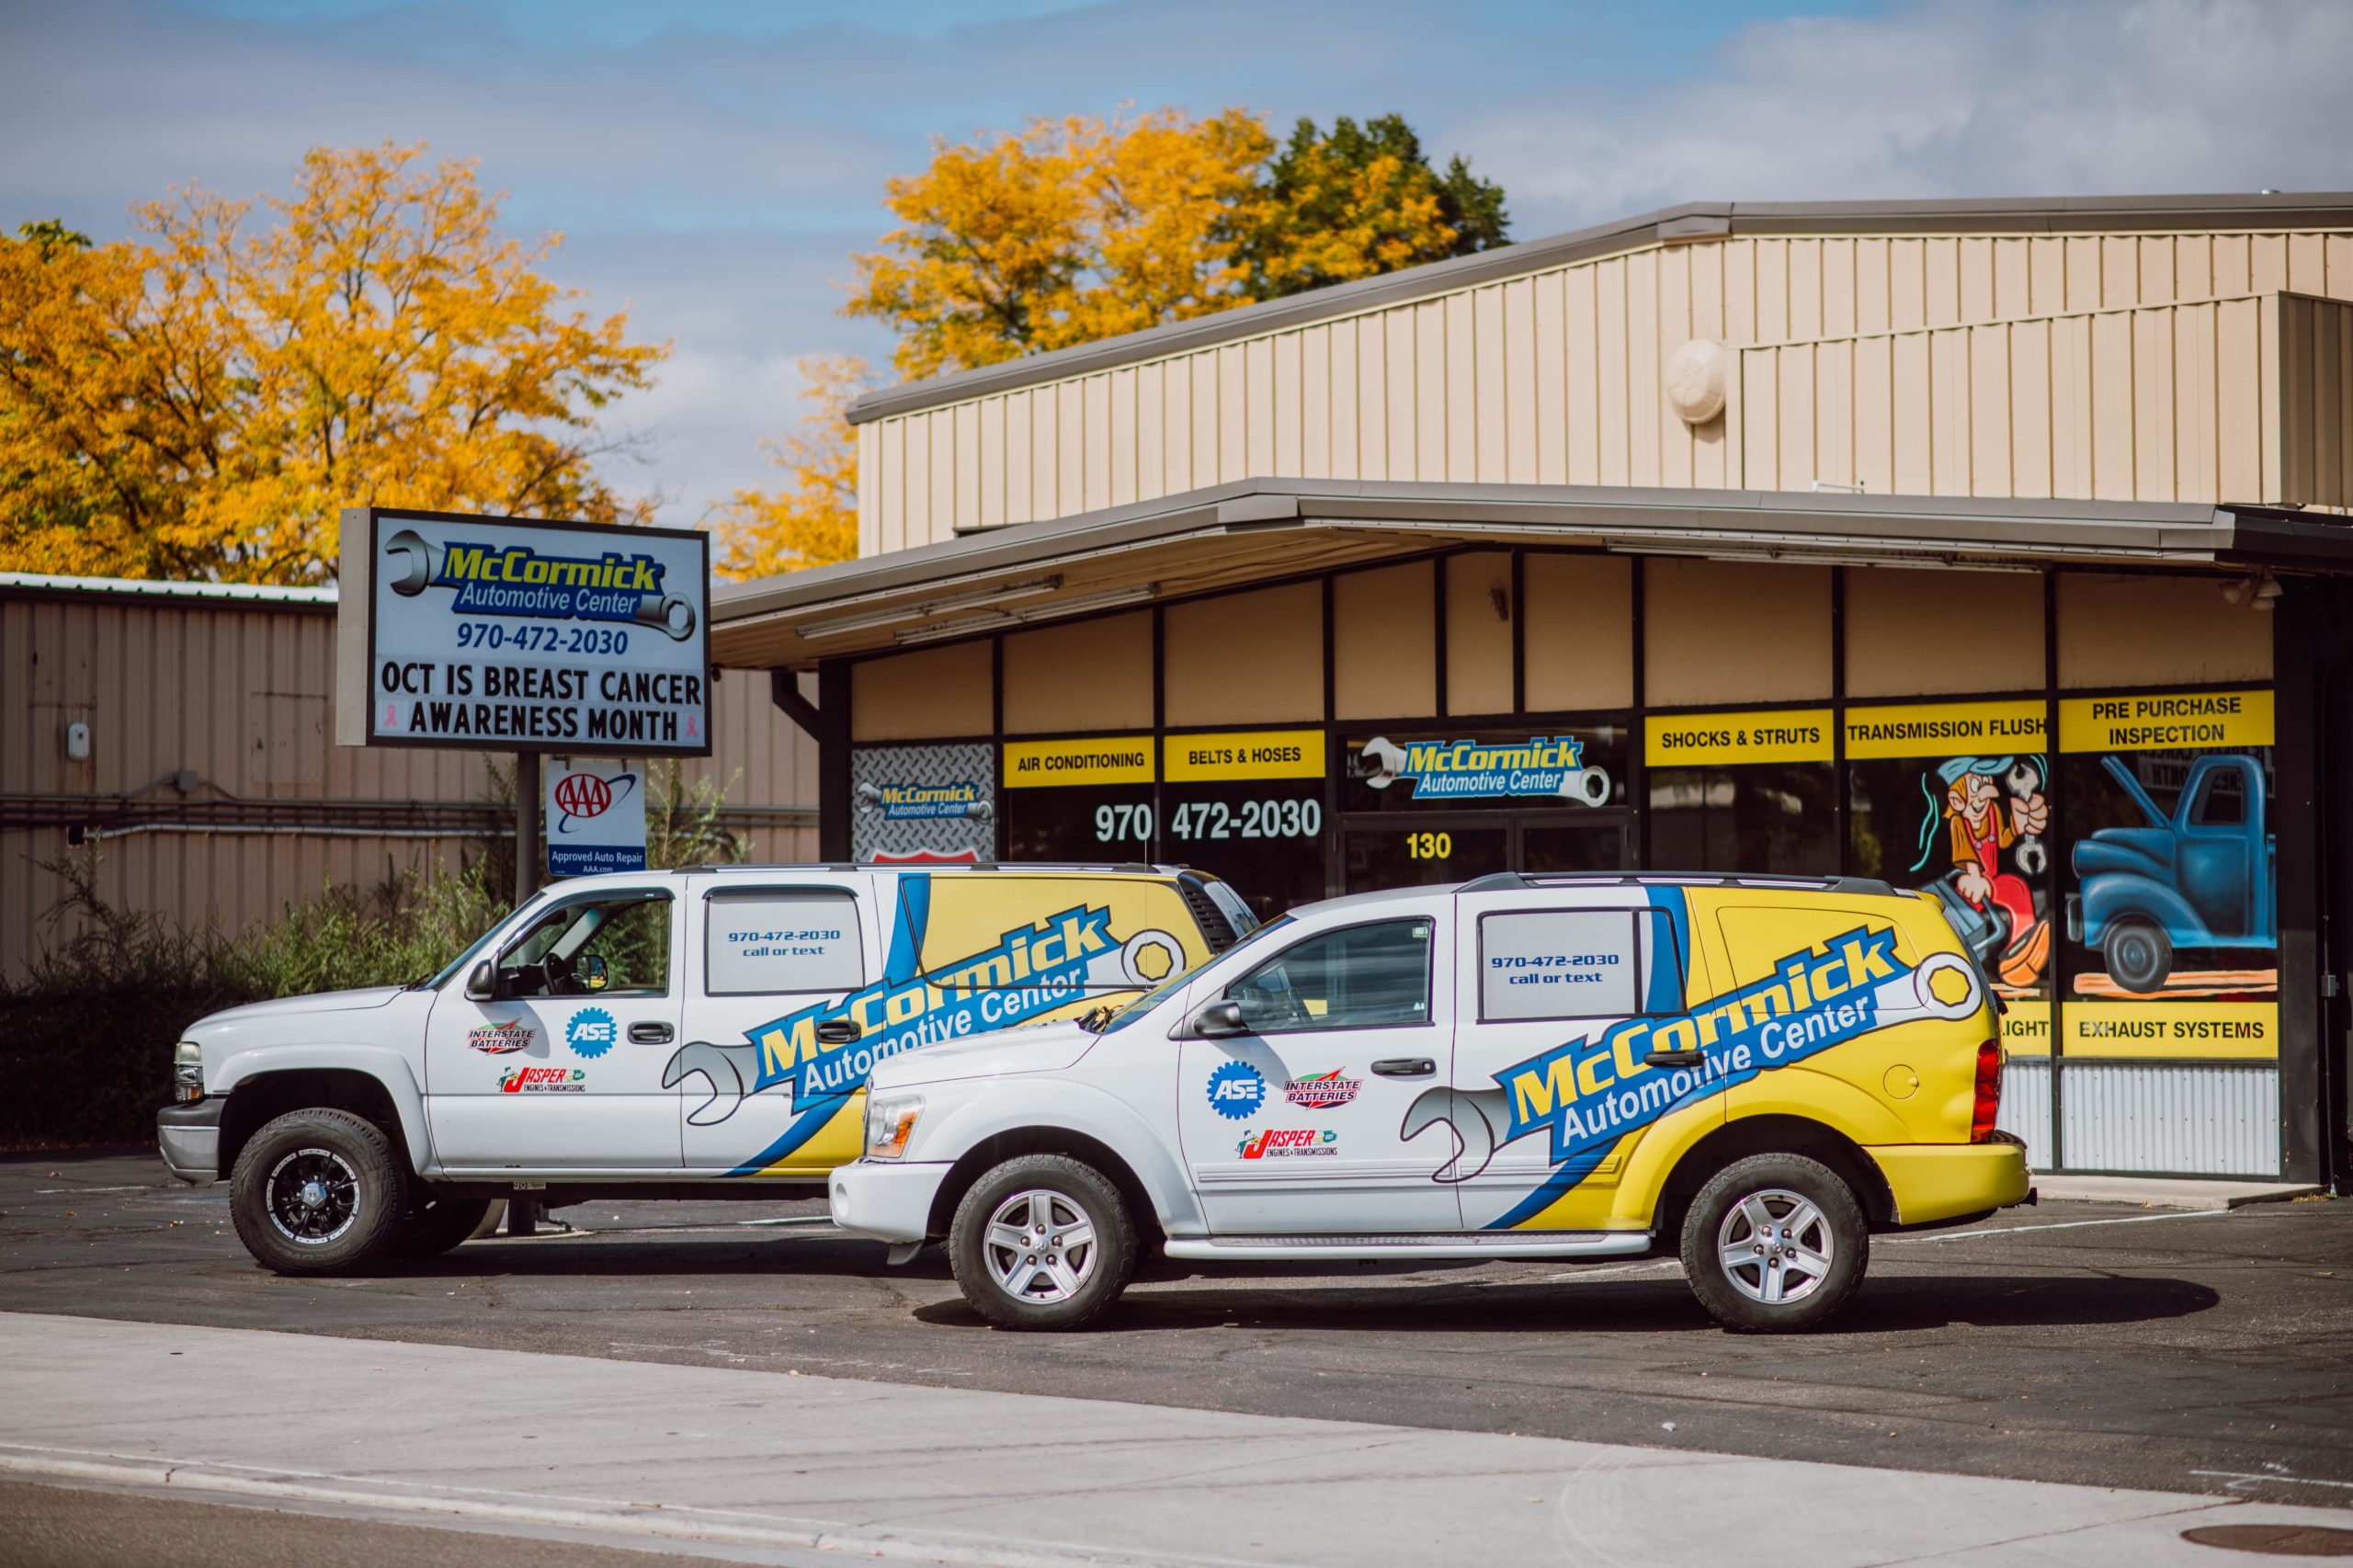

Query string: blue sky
4 0 2347 522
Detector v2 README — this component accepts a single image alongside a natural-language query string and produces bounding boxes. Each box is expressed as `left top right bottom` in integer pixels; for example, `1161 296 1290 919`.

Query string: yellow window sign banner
1001 735 1155 789
2000 999 2052 1058
1646 710 1834 767
2062 1000 2278 1060
2057 689 2273 753
1164 729 1326 782
1843 699 2047 760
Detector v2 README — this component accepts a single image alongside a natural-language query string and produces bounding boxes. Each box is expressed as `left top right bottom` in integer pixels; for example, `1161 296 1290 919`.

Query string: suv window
705 890 865 995
1482 910 1636 1020
499 892 672 997
1226 918 1431 1033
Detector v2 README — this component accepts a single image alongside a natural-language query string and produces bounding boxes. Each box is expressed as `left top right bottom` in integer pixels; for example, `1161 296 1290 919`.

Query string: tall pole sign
335 507 711 897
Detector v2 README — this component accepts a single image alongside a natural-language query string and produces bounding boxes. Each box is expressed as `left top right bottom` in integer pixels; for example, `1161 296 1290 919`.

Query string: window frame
1221 915 1438 1036
1473 906 1686 1025
493 887 676 1000
699 884 868 998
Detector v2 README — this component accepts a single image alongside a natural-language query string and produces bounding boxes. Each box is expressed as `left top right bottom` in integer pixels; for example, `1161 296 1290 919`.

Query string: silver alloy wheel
1715 1187 1834 1306
982 1188 1098 1305
266 1146 362 1245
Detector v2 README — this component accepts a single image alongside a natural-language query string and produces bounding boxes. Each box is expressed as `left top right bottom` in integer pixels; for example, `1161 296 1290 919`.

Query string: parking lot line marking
2190 1470 2353 1492
1888 1210 2234 1244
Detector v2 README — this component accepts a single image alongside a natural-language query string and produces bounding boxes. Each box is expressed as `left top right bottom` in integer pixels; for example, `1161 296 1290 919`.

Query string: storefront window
998 734 1154 864
1644 709 1836 876
1161 730 1327 919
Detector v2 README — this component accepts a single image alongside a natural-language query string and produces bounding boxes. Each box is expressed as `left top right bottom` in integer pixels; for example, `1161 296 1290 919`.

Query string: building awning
710 480 2353 669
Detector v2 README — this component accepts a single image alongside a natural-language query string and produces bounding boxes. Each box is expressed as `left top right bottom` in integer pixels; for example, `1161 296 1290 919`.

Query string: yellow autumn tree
0 144 665 584
707 355 870 580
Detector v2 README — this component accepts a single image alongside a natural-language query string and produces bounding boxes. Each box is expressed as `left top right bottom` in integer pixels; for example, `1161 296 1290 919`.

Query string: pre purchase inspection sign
336 508 712 756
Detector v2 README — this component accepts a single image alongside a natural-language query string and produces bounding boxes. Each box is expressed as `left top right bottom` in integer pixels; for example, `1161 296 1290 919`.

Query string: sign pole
516 750 542 900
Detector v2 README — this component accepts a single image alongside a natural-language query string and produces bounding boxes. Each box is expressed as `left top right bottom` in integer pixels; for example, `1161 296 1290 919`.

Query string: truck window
1225 919 1431 1033
2191 767 2246 826
1479 910 1683 1021
498 892 671 997
704 890 865 995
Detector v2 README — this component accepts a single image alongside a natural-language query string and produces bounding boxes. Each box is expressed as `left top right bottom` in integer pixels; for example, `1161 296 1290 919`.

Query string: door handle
1643 1048 1703 1068
629 1022 675 1044
1371 1057 1436 1077
815 1018 862 1045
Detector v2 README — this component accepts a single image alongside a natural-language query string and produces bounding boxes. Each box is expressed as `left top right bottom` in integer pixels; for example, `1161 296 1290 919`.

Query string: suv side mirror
465 961 496 1003
1191 1000 1249 1039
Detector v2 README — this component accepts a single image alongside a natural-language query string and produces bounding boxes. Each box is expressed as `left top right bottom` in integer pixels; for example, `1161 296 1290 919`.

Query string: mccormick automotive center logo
1356 735 1610 806
381 528 697 640
870 781 988 821
1238 1127 1338 1159
1283 1069 1361 1109
1207 1060 1267 1120
566 1007 618 1060
501 1065 586 1094
466 1020 534 1055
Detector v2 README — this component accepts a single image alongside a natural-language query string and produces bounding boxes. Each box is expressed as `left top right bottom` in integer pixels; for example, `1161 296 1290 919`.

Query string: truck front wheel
228 1108 406 1276
1679 1153 1869 1333
2102 919 2172 994
948 1154 1137 1331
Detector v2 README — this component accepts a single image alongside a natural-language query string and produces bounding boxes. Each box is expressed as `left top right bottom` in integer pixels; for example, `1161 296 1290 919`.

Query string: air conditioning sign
338 508 710 756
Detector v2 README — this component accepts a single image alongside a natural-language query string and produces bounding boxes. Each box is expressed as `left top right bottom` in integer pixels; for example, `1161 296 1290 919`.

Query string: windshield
1098 915 1294 1034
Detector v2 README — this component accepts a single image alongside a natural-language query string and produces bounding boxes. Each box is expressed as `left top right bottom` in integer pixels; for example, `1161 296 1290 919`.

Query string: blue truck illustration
2066 754 2274 993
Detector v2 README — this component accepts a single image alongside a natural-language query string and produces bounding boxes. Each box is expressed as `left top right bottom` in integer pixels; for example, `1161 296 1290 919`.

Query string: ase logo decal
1206 1060 1266 1120
566 1006 618 1059
1283 1069 1361 1109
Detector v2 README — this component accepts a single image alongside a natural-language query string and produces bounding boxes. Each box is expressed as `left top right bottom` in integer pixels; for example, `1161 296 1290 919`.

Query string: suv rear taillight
1970 1039 2002 1142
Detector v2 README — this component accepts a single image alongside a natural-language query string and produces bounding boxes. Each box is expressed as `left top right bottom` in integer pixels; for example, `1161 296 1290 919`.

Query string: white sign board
544 759 649 879
336 508 710 756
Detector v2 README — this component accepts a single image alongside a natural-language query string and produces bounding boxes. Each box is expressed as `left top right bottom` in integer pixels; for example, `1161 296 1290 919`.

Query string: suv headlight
864 1093 925 1161
173 1040 203 1103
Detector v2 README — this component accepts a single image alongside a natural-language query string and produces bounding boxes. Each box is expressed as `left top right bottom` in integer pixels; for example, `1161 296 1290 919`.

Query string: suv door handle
629 1022 674 1044
1643 1048 1703 1068
1371 1057 1436 1076
815 1019 862 1045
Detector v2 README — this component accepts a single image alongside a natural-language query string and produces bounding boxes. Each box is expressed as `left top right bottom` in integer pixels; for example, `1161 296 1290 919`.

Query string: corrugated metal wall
2058 1063 2281 1176
858 228 2353 552
1995 1062 2052 1173
2 590 818 982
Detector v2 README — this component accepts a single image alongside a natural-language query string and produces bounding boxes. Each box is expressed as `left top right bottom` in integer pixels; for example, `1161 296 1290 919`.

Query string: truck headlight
864 1093 924 1161
173 1040 203 1103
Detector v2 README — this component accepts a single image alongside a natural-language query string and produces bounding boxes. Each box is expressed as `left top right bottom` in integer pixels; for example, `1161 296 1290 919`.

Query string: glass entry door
1341 814 1629 893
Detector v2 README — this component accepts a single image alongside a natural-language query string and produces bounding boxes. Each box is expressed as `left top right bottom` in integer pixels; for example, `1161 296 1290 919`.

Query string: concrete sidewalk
2 1312 2346 1568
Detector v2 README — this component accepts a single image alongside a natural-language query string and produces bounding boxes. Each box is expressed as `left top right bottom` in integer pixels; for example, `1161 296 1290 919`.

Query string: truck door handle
629 1022 675 1044
815 1019 861 1045
1371 1057 1436 1077
1643 1048 1702 1068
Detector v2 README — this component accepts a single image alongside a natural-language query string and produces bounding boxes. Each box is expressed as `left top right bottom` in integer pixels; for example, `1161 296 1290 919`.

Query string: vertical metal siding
2058 1062 2280 1176
1995 1061 2053 1173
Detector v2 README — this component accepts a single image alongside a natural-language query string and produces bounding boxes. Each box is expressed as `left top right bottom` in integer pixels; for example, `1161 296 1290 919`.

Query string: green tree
1244 114 1510 300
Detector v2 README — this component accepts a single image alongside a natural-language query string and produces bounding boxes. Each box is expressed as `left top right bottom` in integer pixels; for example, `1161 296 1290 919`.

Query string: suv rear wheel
228 1108 406 1276
1680 1153 1868 1332
948 1154 1137 1331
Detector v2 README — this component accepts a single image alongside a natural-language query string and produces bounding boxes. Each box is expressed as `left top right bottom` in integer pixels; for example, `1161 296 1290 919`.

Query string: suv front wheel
228 1108 407 1276
948 1154 1138 1331
1680 1153 1869 1332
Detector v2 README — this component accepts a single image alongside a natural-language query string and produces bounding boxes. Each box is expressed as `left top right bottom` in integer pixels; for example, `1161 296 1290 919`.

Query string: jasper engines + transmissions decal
661 875 1195 1176
1399 889 1984 1230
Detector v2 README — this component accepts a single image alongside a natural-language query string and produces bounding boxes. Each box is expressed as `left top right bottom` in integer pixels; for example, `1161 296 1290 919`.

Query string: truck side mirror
466 961 496 1003
1192 1000 1249 1039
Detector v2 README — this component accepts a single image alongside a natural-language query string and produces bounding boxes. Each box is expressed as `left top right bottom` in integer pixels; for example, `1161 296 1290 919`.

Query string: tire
228 1108 406 1276
391 1194 494 1259
2103 919 2173 994
1679 1153 1869 1333
948 1154 1138 1331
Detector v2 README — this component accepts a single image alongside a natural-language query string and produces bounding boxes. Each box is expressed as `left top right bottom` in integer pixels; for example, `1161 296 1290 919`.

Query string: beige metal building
710 193 2353 1188
2 573 817 982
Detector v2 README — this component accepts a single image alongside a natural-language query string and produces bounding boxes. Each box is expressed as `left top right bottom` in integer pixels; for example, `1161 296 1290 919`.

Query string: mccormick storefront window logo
873 781 987 821
1357 735 1611 806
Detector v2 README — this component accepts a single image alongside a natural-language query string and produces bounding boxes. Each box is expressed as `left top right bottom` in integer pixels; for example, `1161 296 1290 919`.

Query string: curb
0 1449 1254 1568
2031 1176 2323 1211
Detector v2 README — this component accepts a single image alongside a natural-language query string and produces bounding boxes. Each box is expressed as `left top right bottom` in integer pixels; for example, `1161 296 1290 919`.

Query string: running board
1162 1232 1654 1262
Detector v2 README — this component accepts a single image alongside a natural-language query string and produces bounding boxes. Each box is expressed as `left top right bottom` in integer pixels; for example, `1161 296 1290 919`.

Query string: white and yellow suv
830 872 2034 1333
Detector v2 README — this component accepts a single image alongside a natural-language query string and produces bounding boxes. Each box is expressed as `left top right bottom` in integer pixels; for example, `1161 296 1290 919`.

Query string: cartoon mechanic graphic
1934 756 2050 988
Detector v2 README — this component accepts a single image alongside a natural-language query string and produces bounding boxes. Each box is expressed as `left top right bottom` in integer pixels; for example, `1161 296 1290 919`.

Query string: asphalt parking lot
3 1152 2347 1510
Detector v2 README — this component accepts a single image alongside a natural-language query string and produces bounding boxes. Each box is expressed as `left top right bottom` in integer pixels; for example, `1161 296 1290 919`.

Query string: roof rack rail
673 860 1173 875
1455 871 1898 898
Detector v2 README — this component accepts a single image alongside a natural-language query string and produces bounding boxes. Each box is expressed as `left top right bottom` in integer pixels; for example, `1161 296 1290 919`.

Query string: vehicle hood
194 986 408 1030
870 1020 1100 1090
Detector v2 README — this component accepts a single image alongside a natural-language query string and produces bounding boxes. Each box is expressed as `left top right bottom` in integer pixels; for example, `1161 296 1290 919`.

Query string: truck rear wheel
228 1108 406 1276
1679 1153 1868 1333
948 1154 1137 1331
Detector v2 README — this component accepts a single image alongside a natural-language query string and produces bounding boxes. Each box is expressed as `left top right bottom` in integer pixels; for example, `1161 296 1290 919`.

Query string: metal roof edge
0 571 338 607
846 191 2353 426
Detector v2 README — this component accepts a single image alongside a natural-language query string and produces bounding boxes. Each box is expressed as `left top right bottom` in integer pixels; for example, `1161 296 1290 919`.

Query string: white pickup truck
158 862 1255 1274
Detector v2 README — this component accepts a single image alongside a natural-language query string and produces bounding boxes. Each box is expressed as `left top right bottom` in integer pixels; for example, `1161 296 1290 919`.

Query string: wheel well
925 1128 1163 1246
220 1070 410 1178
1654 1116 1894 1238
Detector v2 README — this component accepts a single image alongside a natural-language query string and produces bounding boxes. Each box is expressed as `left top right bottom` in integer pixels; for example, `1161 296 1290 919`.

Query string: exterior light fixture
797 575 1063 640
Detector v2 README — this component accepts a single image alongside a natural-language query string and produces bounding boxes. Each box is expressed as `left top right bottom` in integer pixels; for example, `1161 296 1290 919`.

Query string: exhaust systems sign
336 507 710 756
